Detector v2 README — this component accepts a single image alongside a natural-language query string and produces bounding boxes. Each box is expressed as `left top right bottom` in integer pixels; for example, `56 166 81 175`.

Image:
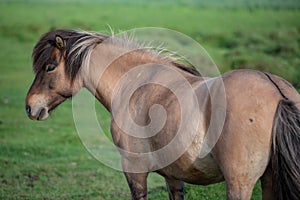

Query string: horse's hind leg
225 175 256 200
165 178 184 200
260 165 274 200
225 163 273 200
214 133 269 200
212 119 271 199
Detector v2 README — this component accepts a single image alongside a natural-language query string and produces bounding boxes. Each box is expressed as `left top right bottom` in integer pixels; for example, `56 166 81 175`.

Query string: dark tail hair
271 99 300 200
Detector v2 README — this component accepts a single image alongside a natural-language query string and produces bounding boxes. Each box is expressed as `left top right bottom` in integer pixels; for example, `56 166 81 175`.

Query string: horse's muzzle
25 104 49 121
25 105 31 116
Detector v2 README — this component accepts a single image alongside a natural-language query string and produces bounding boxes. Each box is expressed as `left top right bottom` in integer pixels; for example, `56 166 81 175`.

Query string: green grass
0 0 299 199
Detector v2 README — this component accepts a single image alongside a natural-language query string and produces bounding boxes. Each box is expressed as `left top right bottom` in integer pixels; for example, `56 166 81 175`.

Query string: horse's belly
158 153 224 185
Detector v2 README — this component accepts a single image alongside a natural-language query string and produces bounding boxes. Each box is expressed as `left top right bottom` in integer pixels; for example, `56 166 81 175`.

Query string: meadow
0 0 299 199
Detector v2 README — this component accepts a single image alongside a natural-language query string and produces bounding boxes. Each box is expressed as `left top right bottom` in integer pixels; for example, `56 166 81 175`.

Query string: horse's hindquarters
212 70 284 199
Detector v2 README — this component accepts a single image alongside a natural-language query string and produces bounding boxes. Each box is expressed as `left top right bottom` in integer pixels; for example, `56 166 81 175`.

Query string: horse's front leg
165 178 184 200
124 172 148 200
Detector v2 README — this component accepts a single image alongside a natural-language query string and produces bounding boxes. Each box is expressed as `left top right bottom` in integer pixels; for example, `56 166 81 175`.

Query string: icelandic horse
25 29 300 199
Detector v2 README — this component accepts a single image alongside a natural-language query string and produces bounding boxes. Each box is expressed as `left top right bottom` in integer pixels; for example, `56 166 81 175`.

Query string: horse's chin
37 110 49 121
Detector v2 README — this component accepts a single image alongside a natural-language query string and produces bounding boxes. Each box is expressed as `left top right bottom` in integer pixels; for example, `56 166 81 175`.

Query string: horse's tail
271 99 300 200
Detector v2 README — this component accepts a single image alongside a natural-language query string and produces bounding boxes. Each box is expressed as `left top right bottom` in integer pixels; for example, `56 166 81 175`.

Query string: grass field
0 0 299 199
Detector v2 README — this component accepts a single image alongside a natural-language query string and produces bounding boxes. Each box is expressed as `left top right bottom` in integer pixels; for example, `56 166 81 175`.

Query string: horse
25 29 300 200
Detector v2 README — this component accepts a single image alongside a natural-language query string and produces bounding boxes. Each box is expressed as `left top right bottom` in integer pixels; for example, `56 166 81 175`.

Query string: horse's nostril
26 105 31 115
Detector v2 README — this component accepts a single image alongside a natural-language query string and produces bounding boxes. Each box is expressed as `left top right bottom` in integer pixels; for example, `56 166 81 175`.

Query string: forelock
32 32 56 73
32 29 108 80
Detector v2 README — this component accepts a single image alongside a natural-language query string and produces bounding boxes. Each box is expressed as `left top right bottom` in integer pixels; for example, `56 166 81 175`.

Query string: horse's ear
55 35 65 49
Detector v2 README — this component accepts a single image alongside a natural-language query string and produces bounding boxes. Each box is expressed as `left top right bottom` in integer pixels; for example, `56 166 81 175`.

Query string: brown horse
25 29 300 200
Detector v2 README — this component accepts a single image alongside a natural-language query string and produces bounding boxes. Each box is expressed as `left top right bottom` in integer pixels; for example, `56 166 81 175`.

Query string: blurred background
0 0 299 199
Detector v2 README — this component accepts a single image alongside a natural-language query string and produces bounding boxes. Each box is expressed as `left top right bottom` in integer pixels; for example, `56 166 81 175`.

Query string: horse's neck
81 42 168 111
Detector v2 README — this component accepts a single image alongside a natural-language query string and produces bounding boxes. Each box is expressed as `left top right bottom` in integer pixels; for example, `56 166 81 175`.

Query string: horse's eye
46 64 57 72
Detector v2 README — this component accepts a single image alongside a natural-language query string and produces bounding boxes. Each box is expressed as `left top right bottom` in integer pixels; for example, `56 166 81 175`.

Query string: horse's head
25 30 83 120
